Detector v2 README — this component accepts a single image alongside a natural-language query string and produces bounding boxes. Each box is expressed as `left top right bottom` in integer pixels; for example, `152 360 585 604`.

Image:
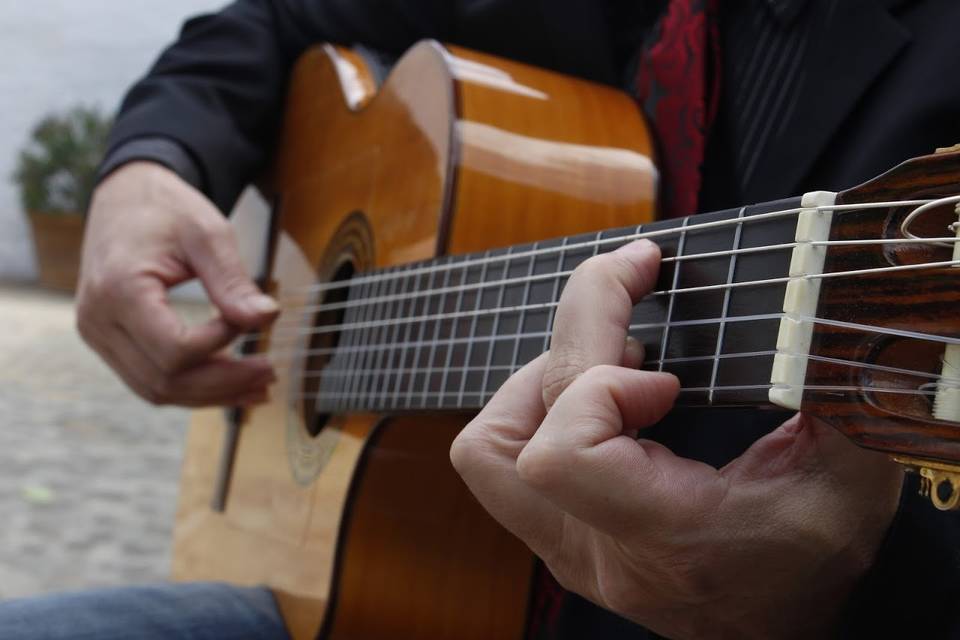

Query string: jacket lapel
744 0 911 201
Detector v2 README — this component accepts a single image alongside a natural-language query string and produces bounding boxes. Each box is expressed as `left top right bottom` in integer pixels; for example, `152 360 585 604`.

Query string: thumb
180 208 278 329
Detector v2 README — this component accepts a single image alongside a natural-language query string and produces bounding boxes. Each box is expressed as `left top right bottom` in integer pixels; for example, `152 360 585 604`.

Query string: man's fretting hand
451 239 903 639
77 162 278 407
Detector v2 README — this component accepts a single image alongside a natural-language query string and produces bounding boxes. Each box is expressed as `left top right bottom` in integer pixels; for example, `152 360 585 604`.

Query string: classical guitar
171 41 960 639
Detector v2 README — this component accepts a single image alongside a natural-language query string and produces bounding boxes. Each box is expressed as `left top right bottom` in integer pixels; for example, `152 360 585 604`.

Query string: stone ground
0 284 204 599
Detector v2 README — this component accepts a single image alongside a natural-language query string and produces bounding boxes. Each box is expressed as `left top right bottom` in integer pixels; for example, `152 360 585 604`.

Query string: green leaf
12 106 113 215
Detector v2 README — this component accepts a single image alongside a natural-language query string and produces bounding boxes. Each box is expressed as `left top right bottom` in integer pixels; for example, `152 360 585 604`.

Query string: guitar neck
315 197 804 414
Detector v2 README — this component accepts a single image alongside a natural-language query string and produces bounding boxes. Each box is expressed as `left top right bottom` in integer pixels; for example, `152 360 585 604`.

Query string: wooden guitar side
172 41 656 639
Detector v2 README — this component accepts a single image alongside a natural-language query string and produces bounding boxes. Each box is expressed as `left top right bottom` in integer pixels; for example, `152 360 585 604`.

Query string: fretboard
314 197 801 414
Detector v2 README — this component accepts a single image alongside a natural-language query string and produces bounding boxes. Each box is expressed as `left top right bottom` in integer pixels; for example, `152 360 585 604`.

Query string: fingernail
247 294 279 315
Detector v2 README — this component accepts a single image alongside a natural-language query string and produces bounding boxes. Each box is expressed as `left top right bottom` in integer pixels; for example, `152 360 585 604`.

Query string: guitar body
172 42 656 639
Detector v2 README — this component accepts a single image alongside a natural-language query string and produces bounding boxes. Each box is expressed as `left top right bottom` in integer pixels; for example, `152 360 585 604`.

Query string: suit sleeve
104 0 455 212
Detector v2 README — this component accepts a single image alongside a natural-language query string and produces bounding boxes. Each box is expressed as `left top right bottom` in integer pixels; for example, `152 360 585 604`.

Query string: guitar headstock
786 147 960 509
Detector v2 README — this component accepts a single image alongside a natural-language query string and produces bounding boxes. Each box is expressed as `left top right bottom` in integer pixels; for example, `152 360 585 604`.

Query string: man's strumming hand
77 162 277 407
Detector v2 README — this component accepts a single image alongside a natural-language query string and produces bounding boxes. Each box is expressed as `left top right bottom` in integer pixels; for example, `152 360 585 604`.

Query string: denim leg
0 582 291 640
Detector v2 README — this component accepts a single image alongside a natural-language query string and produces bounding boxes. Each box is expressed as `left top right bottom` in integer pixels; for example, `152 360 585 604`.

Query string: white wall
0 0 230 281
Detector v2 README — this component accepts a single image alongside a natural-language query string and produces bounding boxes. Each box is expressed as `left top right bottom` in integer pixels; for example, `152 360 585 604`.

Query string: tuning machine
893 456 960 511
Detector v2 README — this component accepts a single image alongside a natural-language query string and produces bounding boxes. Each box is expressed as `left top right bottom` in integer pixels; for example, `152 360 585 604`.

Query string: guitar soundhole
301 260 355 437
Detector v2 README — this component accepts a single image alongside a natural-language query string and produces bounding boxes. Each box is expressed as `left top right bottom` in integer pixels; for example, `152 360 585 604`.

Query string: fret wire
399 263 425 409
344 281 370 411
327 281 357 409
379 264 413 410
359 266 394 409
543 235 569 353
371 265 398 411
479 246 515 402
438 260 469 409
333 276 360 412
344 272 375 411
709 207 746 404
404 261 438 409
364 265 397 409
282 198 941 299
658 218 688 372
392 267 421 408
457 250 492 407
509 241 540 382
351 269 397 408
420 258 455 409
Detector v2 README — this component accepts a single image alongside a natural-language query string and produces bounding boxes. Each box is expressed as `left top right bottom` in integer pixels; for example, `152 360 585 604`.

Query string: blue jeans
0 583 291 639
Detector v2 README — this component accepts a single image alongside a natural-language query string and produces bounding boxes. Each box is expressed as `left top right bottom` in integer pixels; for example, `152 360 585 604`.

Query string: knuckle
542 357 584 406
449 430 475 474
516 442 565 490
75 311 96 343
154 338 192 375
145 378 173 406
79 271 112 304
194 215 232 247
595 570 636 615
449 421 494 477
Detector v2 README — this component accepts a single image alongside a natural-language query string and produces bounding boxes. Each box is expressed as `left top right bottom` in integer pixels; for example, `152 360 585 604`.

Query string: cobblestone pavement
0 284 202 599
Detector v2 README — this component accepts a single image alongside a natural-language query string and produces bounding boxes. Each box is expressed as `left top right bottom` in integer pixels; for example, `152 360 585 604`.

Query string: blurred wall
0 0 230 281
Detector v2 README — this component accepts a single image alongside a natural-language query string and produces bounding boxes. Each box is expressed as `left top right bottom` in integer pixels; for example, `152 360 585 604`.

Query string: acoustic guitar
171 41 960 639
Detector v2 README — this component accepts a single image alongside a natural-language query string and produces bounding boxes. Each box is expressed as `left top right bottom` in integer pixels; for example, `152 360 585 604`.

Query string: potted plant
13 106 112 292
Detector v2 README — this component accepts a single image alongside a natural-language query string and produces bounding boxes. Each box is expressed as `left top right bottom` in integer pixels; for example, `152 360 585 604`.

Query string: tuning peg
893 456 960 510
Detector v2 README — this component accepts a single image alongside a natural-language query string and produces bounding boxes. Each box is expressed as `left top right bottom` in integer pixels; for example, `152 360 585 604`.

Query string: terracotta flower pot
27 211 86 293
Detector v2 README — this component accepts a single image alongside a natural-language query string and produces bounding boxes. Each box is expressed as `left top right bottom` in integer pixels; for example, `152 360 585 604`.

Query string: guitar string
902 194 960 246
291 384 950 404
255 195 960 409
260 235 960 324
241 256 960 343
264 313 784 358
273 197 950 299
254 310 960 362
289 350 960 388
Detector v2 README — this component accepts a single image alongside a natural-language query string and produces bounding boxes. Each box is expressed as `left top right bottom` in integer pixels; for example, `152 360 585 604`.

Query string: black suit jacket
105 0 960 637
